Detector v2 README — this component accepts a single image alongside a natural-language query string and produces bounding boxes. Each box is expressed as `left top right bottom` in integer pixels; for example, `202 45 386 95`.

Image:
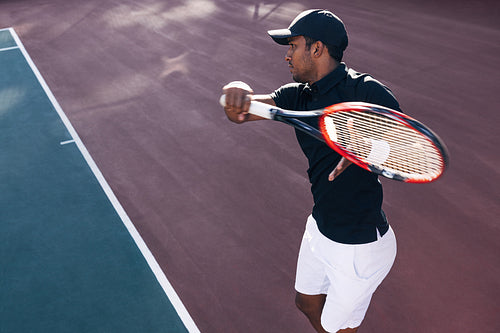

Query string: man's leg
295 292 359 333
295 216 379 332
295 292 327 332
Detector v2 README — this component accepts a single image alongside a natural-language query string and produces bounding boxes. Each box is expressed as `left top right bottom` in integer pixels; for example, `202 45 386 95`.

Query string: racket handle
219 95 273 120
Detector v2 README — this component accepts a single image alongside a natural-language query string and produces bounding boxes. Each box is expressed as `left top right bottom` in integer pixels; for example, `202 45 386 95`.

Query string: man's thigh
295 216 397 332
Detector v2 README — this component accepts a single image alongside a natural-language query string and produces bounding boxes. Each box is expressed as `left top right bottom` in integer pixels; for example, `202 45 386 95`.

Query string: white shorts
295 215 397 332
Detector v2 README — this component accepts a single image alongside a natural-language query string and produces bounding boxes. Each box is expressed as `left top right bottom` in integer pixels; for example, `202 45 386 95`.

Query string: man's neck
309 59 339 85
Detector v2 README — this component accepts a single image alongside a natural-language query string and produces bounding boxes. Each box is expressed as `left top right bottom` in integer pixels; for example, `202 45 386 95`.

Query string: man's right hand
222 81 253 123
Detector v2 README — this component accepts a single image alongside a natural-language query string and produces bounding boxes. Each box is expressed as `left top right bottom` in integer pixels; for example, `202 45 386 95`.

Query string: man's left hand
328 157 352 181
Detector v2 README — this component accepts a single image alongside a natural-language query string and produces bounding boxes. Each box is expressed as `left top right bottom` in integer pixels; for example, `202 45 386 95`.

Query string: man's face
286 36 314 84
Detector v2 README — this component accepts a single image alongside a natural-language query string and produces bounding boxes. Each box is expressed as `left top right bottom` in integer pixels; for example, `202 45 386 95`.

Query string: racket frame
221 96 449 183
318 102 449 183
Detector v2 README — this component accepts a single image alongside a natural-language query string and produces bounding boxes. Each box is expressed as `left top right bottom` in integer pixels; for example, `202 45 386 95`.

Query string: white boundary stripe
0 46 19 52
0 27 18 52
60 139 76 145
8 28 201 333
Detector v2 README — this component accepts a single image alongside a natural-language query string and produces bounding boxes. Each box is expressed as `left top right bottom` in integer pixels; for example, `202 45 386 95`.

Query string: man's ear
312 41 324 57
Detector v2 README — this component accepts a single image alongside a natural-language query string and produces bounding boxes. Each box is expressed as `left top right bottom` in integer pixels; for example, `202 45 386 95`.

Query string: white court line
1 26 19 52
60 139 76 145
7 28 201 333
0 46 19 52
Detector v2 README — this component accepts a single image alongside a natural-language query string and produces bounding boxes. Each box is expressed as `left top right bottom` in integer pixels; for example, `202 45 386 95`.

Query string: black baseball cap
267 9 348 52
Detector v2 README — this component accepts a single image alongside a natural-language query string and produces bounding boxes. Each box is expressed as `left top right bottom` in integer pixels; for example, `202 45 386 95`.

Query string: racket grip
219 95 273 120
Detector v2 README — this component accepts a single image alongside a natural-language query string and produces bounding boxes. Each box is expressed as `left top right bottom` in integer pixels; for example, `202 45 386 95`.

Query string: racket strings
323 111 444 180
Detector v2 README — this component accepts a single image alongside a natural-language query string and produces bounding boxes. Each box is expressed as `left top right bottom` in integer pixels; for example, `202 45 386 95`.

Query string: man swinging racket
222 9 399 332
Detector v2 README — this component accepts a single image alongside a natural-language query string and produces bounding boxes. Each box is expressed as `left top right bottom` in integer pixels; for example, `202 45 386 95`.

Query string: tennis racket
220 95 449 183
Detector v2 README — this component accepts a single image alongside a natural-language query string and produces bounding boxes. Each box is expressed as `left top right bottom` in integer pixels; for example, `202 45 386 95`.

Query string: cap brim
267 28 298 45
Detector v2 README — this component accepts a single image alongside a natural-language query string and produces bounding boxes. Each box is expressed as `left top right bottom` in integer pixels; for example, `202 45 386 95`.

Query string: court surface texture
0 28 197 332
1 1 499 332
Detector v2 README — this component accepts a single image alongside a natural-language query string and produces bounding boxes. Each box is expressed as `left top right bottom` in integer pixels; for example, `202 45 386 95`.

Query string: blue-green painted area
0 32 189 333
0 29 16 49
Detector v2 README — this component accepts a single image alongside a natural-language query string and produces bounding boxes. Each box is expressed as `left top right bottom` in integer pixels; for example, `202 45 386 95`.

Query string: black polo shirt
271 63 401 244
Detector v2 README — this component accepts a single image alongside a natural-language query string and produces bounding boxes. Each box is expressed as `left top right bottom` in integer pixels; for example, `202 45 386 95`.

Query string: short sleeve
270 83 304 110
361 77 401 112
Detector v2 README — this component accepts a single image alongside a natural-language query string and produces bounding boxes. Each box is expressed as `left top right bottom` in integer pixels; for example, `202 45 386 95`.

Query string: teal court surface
0 28 199 333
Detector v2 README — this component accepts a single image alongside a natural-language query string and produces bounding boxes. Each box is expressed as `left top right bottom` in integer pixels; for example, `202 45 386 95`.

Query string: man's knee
295 292 326 315
336 327 359 333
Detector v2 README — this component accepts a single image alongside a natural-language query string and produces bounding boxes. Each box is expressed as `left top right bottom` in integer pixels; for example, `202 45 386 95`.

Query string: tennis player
222 9 399 333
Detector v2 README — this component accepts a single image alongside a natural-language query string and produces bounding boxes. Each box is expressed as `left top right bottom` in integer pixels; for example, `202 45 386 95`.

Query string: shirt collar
302 63 348 96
